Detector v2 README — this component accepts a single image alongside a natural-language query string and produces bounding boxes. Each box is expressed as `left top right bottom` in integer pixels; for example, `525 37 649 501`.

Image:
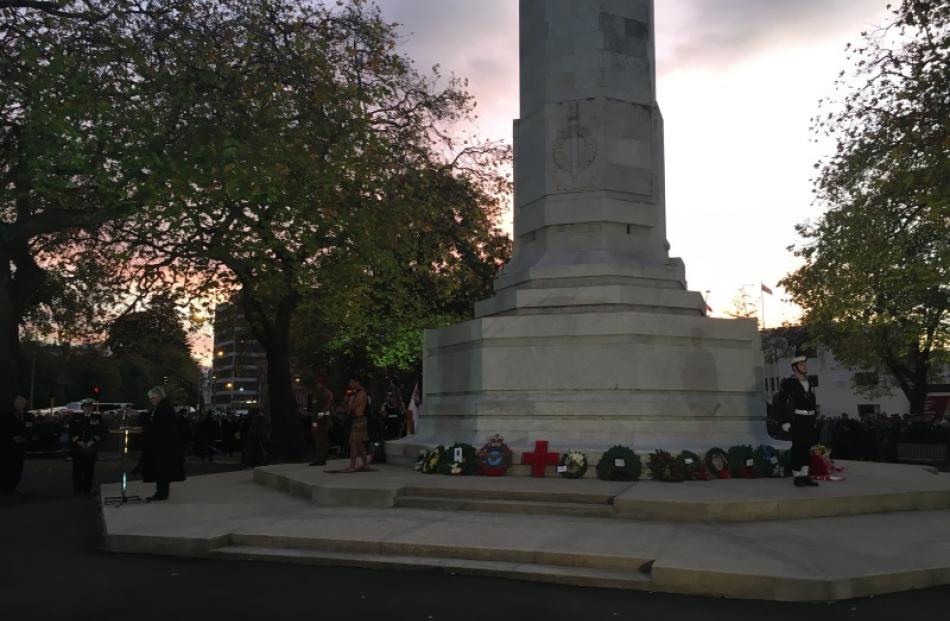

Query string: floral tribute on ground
596 445 641 481
477 435 513 476
409 440 805 482
558 450 588 479
810 444 846 481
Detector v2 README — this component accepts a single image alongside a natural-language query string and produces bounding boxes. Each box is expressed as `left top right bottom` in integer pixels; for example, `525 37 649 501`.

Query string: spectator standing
0 396 30 494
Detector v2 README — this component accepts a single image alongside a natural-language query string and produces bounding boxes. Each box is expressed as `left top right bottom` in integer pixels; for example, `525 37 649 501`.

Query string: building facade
210 302 267 411
761 328 949 418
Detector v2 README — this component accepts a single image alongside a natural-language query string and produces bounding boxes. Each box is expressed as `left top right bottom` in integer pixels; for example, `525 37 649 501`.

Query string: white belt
794 409 816 416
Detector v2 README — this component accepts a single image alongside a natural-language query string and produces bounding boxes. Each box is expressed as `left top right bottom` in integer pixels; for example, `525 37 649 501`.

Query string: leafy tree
107 297 201 407
781 0 949 414
123 0 510 460
294 165 511 379
0 1 193 409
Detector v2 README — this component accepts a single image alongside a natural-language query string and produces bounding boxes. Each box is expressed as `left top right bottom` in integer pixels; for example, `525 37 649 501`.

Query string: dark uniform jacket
777 377 817 422
68 411 102 458
0 410 30 455
139 399 185 483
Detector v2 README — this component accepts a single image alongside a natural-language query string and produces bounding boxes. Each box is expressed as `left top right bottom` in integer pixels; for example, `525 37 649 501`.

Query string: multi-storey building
210 302 267 410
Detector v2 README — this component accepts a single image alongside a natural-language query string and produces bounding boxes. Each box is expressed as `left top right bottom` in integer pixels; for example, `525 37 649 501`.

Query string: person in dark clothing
777 356 820 487
194 411 217 462
0 395 30 494
69 400 102 495
136 386 185 502
309 377 334 466
242 408 270 468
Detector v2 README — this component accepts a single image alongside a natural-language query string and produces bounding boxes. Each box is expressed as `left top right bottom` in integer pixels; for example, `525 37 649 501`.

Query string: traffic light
92 385 101 397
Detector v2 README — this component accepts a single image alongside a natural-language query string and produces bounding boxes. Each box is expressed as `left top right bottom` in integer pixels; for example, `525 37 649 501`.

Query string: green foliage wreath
595 445 641 481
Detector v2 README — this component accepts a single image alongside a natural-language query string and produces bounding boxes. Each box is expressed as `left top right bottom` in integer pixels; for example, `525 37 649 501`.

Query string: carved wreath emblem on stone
552 101 597 183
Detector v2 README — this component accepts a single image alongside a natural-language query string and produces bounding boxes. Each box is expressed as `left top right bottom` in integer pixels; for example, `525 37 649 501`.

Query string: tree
125 0 510 460
293 165 511 380
0 1 193 409
107 297 201 406
781 0 949 414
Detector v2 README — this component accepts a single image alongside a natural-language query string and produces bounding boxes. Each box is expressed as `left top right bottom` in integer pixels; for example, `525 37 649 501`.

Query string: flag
761 283 773 295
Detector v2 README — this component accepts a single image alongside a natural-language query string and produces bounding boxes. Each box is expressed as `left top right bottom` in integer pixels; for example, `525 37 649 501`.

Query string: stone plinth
388 311 775 463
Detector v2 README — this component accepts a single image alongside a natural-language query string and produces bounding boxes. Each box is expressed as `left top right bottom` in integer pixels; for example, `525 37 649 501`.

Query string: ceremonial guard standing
0 396 31 494
69 400 102 495
777 355 820 487
309 376 334 467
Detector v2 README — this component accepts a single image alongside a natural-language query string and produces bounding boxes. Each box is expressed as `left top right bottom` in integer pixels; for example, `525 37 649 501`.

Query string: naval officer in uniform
778 355 820 487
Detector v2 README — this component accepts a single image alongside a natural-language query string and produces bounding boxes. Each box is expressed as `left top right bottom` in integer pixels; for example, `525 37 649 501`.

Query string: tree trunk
0 240 43 411
238 289 306 462
0 286 23 411
261 335 306 461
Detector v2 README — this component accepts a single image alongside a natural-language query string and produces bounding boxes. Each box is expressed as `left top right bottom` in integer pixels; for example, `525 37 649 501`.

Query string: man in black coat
137 386 185 502
0 395 30 494
777 355 820 487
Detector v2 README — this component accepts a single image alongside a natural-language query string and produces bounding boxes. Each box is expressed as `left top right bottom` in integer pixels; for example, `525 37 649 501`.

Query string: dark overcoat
140 399 185 483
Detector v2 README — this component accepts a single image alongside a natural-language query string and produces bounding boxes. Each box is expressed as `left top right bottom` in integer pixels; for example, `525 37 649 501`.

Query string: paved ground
3 454 950 620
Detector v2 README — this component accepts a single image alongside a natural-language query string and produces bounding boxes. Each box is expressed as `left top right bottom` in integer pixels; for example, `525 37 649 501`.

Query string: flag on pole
761 283 773 295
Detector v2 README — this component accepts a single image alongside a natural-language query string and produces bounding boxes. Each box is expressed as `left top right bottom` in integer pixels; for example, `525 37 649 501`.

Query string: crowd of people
178 378 418 470
816 412 950 462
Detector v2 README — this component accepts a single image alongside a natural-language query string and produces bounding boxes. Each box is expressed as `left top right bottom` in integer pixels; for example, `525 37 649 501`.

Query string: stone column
476 0 704 319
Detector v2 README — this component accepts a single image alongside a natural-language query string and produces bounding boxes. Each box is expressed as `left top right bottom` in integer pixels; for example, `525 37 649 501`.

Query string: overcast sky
372 0 894 324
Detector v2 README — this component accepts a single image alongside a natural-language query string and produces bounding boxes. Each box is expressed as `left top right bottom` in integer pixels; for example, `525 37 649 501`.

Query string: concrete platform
101 462 950 602
252 460 950 522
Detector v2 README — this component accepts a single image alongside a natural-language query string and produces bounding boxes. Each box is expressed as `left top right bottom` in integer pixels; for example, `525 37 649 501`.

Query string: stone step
394 495 616 518
210 545 654 590
397 484 614 505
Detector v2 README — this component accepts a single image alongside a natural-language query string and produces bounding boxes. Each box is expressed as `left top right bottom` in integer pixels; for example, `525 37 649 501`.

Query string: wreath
596 445 641 481
676 450 710 481
478 435 513 476
439 443 478 475
558 450 588 479
705 447 731 479
421 445 445 474
648 450 686 482
753 445 784 478
413 449 427 472
727 445 756 479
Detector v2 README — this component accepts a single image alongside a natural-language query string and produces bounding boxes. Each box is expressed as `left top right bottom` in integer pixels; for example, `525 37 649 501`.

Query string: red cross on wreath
520 440 560 477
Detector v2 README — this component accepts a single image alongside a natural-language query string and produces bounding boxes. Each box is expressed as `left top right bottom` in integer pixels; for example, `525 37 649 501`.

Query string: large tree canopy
781 0 949 414
0 0 198 407
117 0 510 459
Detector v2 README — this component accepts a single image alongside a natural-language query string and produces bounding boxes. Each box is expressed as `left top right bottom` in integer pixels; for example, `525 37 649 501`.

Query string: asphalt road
1 453 946 620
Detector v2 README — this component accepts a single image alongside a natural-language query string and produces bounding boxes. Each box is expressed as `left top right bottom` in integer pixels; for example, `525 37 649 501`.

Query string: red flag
761 283 773 295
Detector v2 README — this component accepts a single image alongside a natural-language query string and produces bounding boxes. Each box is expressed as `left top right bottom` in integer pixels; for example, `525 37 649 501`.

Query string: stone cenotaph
389 0 774 464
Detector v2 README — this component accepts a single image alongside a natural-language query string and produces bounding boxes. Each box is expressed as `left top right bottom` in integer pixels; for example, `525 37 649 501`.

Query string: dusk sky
373 0 894 325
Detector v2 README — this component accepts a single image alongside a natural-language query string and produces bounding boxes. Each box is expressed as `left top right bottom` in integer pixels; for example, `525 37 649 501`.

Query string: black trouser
155 479 170 498
312 426 329 465
790 414 818 475
0 450 26 493
72 454 96 494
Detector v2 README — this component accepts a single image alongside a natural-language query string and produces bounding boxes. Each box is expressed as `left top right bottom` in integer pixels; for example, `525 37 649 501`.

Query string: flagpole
760 288 766 329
